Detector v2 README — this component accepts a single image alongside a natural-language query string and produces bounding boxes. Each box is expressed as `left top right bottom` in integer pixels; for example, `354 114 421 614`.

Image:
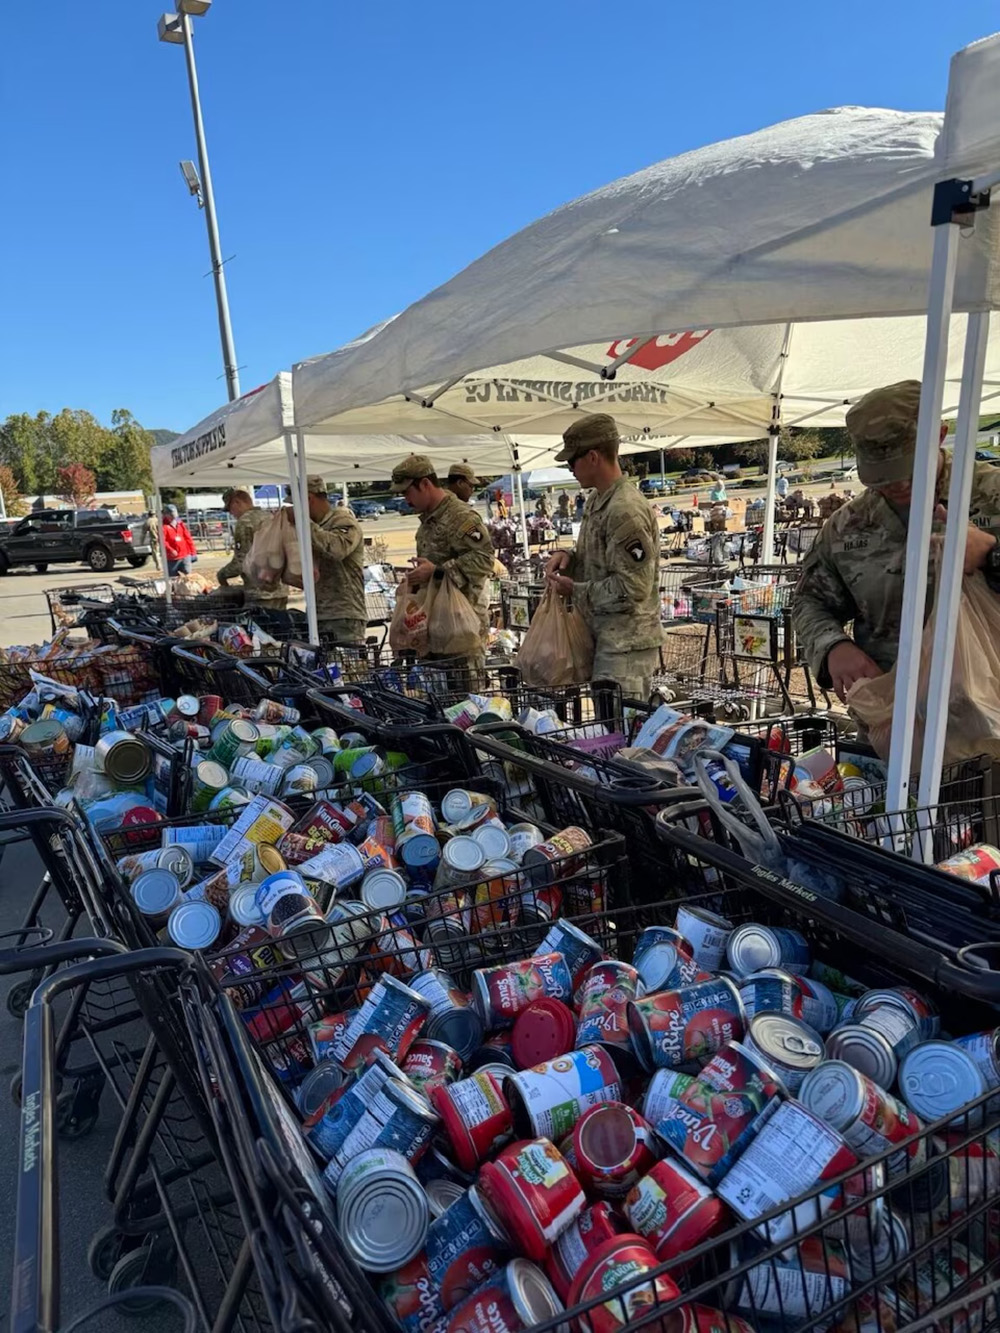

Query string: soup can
726 924 810 977
544 1202 624 1303
632 925 701 992
825 1007 922 1090
472 952 573 1030
335 1147 429 1273
230 755 284 797
432 1070 514 1173
799 1059 925 1179
628 978 744 1071
575 961 644 1052
566 1234 681 1333
504 1045 623 1140
402 1039 463 1097
674 904 733 972
333 974 431 1070
439 1259 564 1333
298 840 367 893
571 1102 658 1199
478 1138 585 1262
624 1157 730 1264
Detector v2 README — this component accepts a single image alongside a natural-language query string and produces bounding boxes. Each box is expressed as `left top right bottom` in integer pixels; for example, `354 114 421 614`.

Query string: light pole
158 2 241 401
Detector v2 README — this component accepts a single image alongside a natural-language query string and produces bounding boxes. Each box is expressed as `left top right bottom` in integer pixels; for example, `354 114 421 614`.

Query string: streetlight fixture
158 2 241 401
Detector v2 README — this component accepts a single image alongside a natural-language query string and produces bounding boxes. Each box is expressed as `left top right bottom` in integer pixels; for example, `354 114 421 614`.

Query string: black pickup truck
0 509 154 574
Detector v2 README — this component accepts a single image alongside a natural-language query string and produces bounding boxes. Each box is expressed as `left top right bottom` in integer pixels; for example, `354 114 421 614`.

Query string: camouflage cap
554 413 620 464
846 380 923 486
221 485 253 508
391 453 436 492
446 462 479 486
306 475 328 495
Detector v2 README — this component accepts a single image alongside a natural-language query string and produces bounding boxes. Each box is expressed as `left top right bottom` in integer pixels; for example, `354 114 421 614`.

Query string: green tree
98 409 153 491
0 412 50 494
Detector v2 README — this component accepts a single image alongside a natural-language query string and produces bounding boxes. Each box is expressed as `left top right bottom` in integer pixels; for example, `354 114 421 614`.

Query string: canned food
473 821 512 862
544 1202 623 1303
566 1234 681 1333
295 1060 347 1118
825 1006 922 1089
94 729 151 784
726 924 810 976
628 978 744 1071
131 868 182 922
522 826 592 885
536 919 603 989
230 755 284 797
361 868 408 911
799 1060 925 1179
472 953 573 1030
394 790 437 839
433 837 486 891
741 1012 825 1093
504 1045 623 1140
333 974 431 1070
953 1028 1000 1096
228 883 263 927
325 1077 440 1186
673 904 733 972
854 986 939 1039
898 1040 991 1126
208 787 251 814
507 823 545 864
935 843 1000 887
736 1235 852 1324
624 1157 729 1264
575 961 644 1052
306 1050 411 1160
282 764 319 797
166 898 221 950
658 1040 785 1184
632 926 700 991
470 859 521 935
402 1039 463 1097
208 718 260 768
849 1210 910 1284
335 1147 429 1273
640 1069 697 1130
255 868 312 918
432 1070 514 1172
409 969 485 1063
210 795 296 867
190 759 231 812
424 1184 511 1311
478 1138 585 1262
444 698 482 730
19 720 70 761
440 789 496 829
298 840 367 893
439 1259 564 1333
510 997 575 1069
571 1102 658 1198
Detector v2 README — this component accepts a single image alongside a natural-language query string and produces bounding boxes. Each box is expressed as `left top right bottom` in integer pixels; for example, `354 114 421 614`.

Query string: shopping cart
44 583 118 633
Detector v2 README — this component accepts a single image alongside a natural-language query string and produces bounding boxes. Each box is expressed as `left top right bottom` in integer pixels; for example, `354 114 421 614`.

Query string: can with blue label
324 1077 439 1187
504 1044 623 1140
333 974 431 1070
632 926 701 992
306 1050 410 1160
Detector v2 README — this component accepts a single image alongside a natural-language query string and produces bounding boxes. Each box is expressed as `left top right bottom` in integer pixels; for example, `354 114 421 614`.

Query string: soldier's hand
408 558 436 587
547 571 574 597
826 641 883 703
545 550 570 577
931 505 998 575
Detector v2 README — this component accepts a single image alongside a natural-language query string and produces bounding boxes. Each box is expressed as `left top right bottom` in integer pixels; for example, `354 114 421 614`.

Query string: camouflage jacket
566 476 664 650
217 507 288 602
311 506 366 624
793 457 1000 685
415 493 493 605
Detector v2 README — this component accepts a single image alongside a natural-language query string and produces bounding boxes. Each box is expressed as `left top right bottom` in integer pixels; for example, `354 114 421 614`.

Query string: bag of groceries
848 569 1000 765
389 581 432 656
244 510 290 587
518 587 594 687
426 574 482 657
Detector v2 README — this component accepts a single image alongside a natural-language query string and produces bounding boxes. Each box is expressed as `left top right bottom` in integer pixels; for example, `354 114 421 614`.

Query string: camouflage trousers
592 643 660 701
318 618 366 647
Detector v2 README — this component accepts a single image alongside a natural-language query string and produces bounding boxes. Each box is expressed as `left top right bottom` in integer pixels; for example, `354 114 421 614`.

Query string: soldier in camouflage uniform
218 487 288 610
290 475 367 645
392 453 493 675
793 380 1000 702
446 462 493 637
546 414 664 697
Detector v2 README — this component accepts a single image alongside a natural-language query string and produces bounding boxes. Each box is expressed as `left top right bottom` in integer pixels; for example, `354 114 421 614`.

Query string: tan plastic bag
517 587 595 687
848 570 1000 765
389 581 431 656
426 575 482 657
244 510 288 587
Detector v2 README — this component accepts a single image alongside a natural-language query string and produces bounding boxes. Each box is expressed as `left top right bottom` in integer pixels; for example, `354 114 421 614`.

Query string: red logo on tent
605 330 711 371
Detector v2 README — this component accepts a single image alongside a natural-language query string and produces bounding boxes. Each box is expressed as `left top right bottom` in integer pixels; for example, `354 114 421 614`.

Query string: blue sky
2 1 997 433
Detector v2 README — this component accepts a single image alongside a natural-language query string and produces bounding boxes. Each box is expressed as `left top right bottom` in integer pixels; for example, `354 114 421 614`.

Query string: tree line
0 409 165 515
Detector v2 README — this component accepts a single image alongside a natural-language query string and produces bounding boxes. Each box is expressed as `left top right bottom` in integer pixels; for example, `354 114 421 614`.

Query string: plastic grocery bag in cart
693 748 845 899
848 569 1000 765
389 579 431 655
517 586 594 686
426 573 482 657
243 508 302 587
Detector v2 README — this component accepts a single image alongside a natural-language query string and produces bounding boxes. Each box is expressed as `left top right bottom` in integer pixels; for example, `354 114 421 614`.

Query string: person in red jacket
162 505 197 576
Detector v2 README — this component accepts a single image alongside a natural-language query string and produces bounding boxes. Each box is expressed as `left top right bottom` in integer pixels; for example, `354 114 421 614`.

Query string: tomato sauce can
324 1077 440 1187
640 1069 697 1130
439 1258 565 1333
798 1059 925 1179
423 1185 511 1312
935 843 1000 887
627 978 744 1071
432 1070 514 1173
825 1006 922 1090
657 1040 785 1185
632 926 700 992
673 905 733 972
536 919 604 989
735 1234 852 1324
726 924 811 977
716 1101 858 1244
477 1138 586 1262
677 1307 755 1333
575 961 644 1052
409 968 485 1064
403 1039 463 1097
472 952 573 1030
306 1050 410 1160
504 1045 623 1140
378 1253 441 1333
624 1157 730 1264
332 974 430 1070
741 1012 825 1094
336 1147 429 1273
854 986 940 1039
543 1202 623 1302
566 1233 681 1333
571 1102 658 1199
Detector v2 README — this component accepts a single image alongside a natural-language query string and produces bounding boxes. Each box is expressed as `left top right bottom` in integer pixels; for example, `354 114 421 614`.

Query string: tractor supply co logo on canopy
461 331 711 404
171 421 227 469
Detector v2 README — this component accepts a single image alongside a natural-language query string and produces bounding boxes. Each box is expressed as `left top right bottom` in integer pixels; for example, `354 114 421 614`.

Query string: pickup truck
0 509 154 575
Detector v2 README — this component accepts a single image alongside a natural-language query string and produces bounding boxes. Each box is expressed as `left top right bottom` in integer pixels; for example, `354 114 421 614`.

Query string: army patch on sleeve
625 539 647 562
463 524 484 542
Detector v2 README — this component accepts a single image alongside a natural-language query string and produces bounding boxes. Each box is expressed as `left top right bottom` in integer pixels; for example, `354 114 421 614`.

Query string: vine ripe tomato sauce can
624 1157 730 1267
438 1258 565 1333
632 926 701 992
575 961 644 1052
472 953 573 1030
627 978 744 1071
425 1184 512 1312
544 1202 624 1302
402 1039 463 1097
477 1138 586 1262
566 1233 682 1333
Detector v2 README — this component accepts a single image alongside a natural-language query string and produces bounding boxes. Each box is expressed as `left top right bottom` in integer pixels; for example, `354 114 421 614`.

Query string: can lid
229 884 263 927
384 1077 440 1126
122 806 160 828
427 1007 485 1064
99 732 152 783
443 837 486 873
399 833 441 869
899 1040 987 1122
158 845 193 885
507 1258 565 1328
425 1177 465 1219
307 756 336 788
440 789 474 824
132 869 181 917
176 695 201 717
746 1013 825 1070
231 719 260 743
167 898 221 950
296 1059 347 1117
798 1058 869 1131
360 869 407 911
195 760 229 790
21 720 65 744
337 1152 429 1273
257 844 286 875
512 998 576 1069
351 751 383 780
824 1026 897 1089
473 824 512 860
726 924 781 976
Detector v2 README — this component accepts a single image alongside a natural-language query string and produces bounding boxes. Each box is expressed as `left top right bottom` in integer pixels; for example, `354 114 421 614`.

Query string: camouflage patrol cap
391 453 436 492
221 485 253 508
446 462 479 486
554 413 620 464
306 475 329 495
846 380 923 486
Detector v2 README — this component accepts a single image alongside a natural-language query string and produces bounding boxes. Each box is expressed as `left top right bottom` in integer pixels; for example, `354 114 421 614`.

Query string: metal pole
285 432 319 644
885 221 961 817
659 448 666 485
761 428 779 566
915 310 991 834
179 12 240 401
513 468 530 559
342 480 349 507
153 492 171 606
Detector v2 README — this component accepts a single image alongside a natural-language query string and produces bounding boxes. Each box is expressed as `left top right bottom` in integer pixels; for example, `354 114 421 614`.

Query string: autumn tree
57 464 97 507
0 466 29 517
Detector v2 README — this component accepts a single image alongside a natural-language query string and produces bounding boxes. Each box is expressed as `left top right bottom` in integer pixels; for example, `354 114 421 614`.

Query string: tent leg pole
342 480 348 507
298 434 320 646
762 427 779 567
885 221 960 823
915 309 991 846
153 493 171 607
514 467 530 560
283 432 318 645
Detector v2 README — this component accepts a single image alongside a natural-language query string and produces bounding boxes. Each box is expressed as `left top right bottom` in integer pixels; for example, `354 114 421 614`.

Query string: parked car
382 496 415 515
975 449 998 463
349 500 385 520
0 508 153 574
639 478 665 496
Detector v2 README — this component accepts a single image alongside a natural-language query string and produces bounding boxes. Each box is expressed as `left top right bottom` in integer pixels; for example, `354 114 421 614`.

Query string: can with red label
423 1185 511 1313
332 974 431 1070
632 926 700 992
677 1306 756 1333
377 1252 441 1333
935 843 1000 887
628 978 744 1071
438 1258 564 1333
403 1039 463 1097
477 1138 586 1262
566 1233 682 1333
640 1069 697 1130
432 1070 514 1173
571 1102 658 1199
409 968 484 1064
798 1059 925 1179
624 1157 730 1265
575 961 644 1052
735 1234 852 1325
522 826 592 886
853 986 940 1039
504 1045 623 1141
544 1202 623 1302
657 1040 785 1185
472 952 573 1030
536 919 604 989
